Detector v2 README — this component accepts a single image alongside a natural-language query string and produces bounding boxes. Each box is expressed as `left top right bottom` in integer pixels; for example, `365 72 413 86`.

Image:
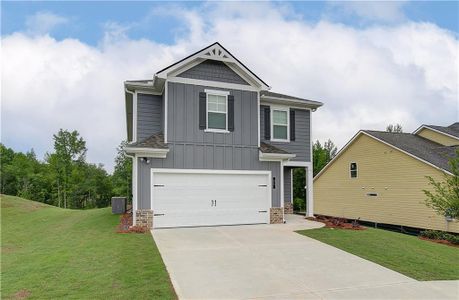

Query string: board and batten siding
314 134 459 233
284 167 292 204
416 128 459 146
136 93 163 141
260 105 311 161
177 59 249 86
136 81 282 210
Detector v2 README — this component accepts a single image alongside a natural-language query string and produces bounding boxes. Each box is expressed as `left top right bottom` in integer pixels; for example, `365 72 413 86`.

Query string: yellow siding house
314 123 459 233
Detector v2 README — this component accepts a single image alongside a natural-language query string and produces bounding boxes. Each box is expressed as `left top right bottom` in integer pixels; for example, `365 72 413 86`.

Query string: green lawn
298 227 459 281
1 195 176 299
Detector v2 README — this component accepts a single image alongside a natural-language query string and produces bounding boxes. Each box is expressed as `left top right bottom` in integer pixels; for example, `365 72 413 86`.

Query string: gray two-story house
124 42 323 228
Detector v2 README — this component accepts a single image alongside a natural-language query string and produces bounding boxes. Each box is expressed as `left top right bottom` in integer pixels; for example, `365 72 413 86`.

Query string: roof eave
260 96 323 110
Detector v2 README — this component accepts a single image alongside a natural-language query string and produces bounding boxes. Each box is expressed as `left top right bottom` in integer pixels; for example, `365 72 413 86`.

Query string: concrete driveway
152 215 458 300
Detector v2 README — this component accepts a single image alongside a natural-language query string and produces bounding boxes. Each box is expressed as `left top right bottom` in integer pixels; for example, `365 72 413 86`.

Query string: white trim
124 147 169 158
314 131 453 181
284 161 312 167
257 91 261 148
349 161 358 179
132 155 138 225
168 58 205 78
290 168 293 203
270 106 290 142
133 91 138 142
280 160 284 220
164 81 168 143
156 43 270 90
259 151 296 161
413 125 459 141
260 96 323 109
306 166 314 217
168 76 260 92
206 90 229 131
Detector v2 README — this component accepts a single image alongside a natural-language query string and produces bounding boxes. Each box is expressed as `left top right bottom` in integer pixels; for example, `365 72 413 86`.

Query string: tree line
0 129 131 209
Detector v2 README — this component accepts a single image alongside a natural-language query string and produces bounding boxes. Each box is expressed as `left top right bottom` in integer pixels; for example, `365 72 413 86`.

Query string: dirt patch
116 212 149 234
13 289 31 299
419 237 459 248
312 216 366 230
2 245 19 254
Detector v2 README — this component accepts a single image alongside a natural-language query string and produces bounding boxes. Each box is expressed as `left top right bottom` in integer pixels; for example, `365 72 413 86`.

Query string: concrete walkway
152 215 458 300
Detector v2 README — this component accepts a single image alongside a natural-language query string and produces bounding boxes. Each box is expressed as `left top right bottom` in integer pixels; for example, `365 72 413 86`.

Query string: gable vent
204 46 229 59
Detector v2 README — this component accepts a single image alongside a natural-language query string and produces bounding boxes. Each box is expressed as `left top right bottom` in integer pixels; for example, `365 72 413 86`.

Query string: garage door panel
152 171 270 228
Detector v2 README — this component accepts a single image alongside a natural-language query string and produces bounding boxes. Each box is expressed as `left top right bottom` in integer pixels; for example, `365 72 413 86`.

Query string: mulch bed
419 237 459 248
116 212 149 234
311 215 366 230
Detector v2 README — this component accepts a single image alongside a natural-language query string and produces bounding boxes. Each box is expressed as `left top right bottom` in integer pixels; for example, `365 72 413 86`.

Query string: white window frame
349 161 358 179
270 106 290 142
204 89 230 133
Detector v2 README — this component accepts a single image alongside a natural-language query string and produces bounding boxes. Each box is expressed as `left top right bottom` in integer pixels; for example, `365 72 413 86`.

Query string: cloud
2 2 458 172
25 11 68 35
327 1 408 23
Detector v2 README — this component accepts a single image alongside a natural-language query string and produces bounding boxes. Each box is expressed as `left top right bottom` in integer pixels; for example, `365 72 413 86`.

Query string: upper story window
350 162 358 178
271 107 289 142
206 90 229 132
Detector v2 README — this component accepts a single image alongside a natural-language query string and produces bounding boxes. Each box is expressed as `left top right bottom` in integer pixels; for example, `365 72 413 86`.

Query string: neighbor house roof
127 132 168 149
363 130 458 173
425 123 459 138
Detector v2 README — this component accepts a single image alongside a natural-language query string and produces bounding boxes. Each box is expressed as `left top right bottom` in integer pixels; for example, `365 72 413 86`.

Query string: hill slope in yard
1 195 176 299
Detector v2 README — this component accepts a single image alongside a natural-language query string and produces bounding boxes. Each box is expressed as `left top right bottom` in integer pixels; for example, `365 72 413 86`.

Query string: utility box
111 197 127 214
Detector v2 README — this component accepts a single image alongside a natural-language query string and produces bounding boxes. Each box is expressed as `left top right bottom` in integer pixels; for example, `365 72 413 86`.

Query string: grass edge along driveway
297 227 459 281
1 195 176 299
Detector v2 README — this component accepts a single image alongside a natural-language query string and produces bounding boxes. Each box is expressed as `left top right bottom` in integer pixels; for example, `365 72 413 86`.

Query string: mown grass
1 195 176 299
298 227 459 281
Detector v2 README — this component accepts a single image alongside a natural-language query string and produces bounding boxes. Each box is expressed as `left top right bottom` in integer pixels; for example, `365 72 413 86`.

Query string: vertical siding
177 59 249 85
284 167 292 204
260 105 311 161
314 134 459 233
137 93 163 141
137 150 282 209
416 128 459 146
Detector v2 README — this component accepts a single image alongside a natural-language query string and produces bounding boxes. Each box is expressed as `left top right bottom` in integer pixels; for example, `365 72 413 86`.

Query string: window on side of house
350 162 358 178
271 108 289 141
207 91 228 131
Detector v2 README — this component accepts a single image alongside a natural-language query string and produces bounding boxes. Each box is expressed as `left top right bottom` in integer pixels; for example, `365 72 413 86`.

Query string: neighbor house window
206 90 228 131
271 108 289 141
350 162 358 178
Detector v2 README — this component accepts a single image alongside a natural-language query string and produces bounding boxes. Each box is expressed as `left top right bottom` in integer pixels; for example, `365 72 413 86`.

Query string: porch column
306 166 314 217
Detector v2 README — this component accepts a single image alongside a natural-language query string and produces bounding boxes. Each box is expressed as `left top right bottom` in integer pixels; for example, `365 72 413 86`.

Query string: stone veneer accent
284 202 293 214
270 207 284 224
135 209 153 228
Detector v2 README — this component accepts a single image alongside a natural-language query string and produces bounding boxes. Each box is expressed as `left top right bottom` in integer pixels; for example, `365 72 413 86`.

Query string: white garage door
151 169 271 228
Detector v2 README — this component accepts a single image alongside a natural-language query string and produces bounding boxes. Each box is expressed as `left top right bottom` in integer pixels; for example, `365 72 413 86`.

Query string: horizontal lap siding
314 134 459 233
260 105 311 161
137 93 163 141
416 128 459 146
177 60 249 85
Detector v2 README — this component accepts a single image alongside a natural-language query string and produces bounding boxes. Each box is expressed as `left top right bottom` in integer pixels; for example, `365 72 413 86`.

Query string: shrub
293 197 305 212
420 230 459 245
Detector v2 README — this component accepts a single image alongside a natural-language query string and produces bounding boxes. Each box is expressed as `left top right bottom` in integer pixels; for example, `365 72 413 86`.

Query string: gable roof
261 90 323 109
413 122 459 140
363 131 457 173
155 42 270 90
315 130 458 180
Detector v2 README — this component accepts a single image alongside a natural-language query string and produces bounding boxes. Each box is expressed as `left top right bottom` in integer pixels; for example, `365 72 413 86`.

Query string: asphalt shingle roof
127 132 168 149
259 142 291 154
364 130 458 173
425 122 459 138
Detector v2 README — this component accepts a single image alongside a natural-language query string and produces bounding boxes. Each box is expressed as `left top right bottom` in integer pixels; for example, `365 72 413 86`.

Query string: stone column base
270 208 284 224
135 209 153 228
284 202 293 214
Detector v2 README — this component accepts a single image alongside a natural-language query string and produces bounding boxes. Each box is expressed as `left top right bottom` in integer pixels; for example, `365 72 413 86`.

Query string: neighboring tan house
314 122 459 233
123 42 323 228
